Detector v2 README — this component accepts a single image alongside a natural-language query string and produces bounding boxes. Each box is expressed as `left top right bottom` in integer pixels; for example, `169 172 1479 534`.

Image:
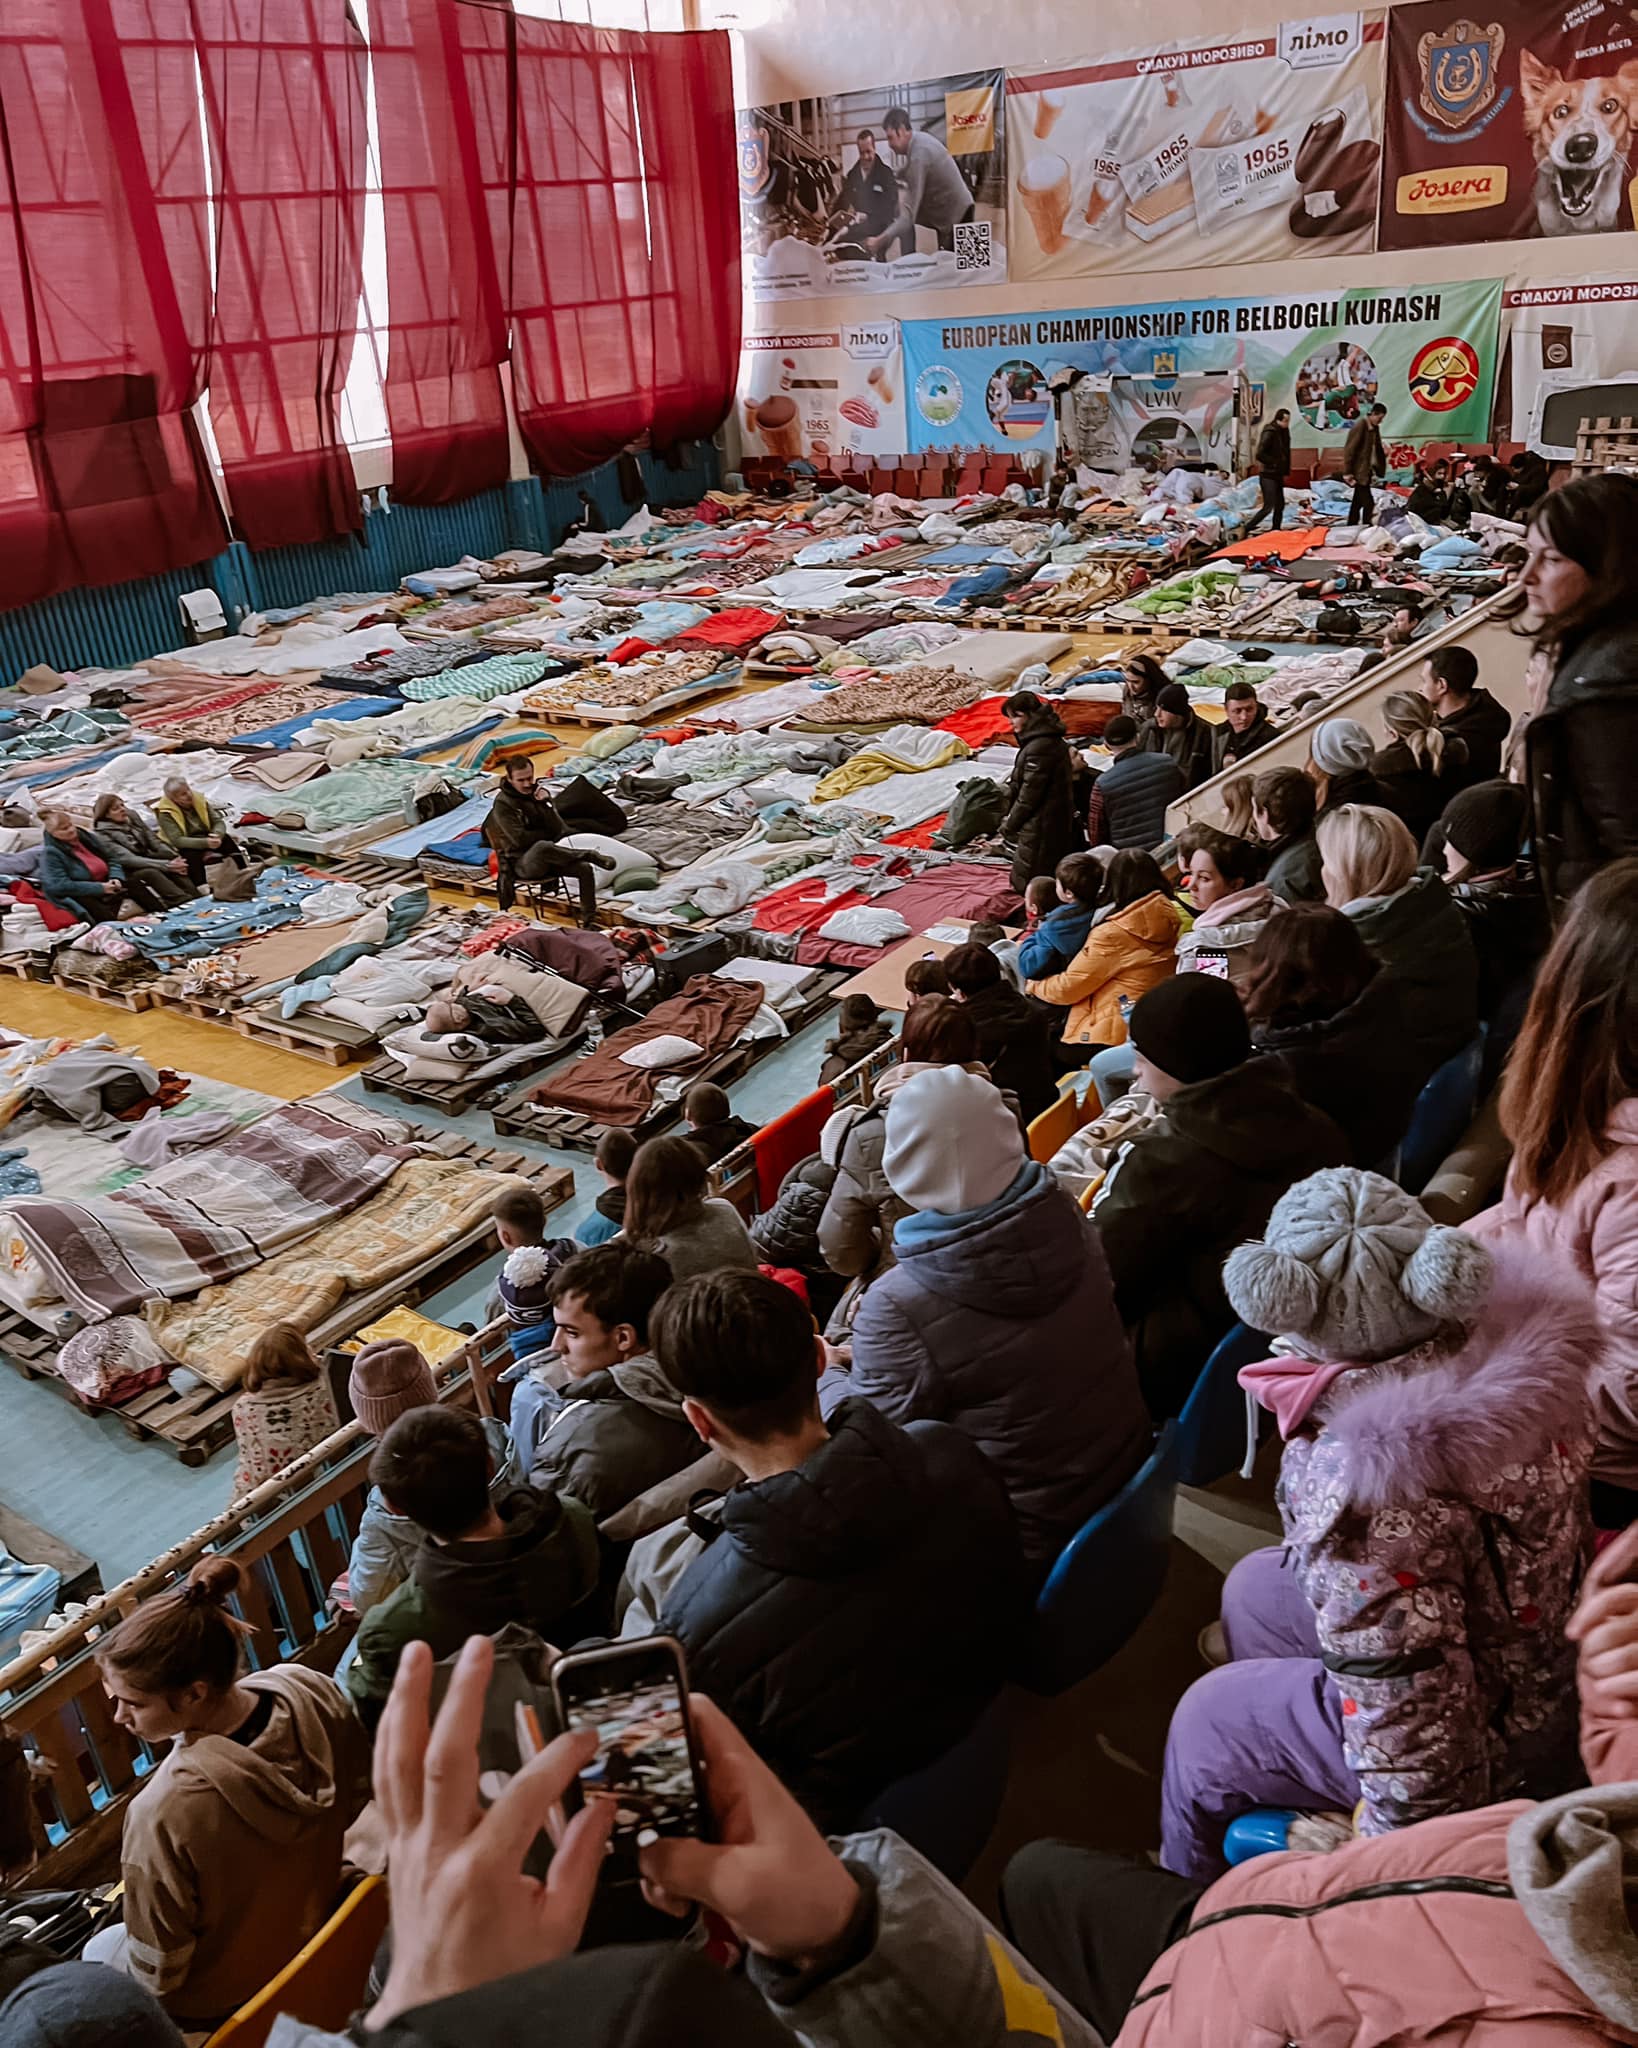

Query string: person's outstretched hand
365 1636 613 2030
638 1696 860 1964
1569 1521 1638 1717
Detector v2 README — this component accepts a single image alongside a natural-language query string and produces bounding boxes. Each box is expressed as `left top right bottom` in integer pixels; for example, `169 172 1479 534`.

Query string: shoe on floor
1197 1620 1229 1667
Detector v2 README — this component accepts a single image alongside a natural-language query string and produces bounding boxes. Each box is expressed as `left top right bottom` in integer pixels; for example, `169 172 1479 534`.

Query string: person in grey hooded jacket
827 1065 1149 1571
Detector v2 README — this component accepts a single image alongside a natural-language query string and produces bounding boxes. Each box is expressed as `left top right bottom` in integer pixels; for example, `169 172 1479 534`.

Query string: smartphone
550 1636 710 1866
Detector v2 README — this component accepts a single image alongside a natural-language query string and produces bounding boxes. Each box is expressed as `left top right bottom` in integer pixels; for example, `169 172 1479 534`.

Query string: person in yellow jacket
153 776 246 889
1027 850 1189 1048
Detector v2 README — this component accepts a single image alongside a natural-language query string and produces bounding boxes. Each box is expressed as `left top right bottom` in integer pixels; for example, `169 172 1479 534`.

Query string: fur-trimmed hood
1305 1246 1602 1511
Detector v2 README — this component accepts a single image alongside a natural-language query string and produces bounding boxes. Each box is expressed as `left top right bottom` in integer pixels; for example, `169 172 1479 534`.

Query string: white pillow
617 1033 704 1070
560 831 659 891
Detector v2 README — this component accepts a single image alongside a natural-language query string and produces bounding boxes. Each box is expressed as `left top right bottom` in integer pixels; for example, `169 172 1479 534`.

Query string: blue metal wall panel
0 565 216 687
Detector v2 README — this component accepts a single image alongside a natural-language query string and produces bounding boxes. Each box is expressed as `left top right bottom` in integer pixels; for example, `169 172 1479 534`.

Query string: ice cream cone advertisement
1006 16 1387 279
738 326 907 458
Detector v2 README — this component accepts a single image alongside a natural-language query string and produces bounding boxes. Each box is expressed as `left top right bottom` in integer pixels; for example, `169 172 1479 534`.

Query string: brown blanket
530 974 764 1126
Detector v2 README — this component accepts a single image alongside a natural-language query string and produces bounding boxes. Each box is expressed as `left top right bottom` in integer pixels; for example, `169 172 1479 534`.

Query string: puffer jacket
1119 1704 1638 2046
1470 1101 1638 1490
1002 707 1079 889
97 813 182 871
834 1161 1148 1567
1527 623 1638 913
749 1153 836 1270
1016 899 1097 980
1027 891 1185 1045
1263 828 1324 903
1341 867 1480 1074
1173 882 1279 989
659 1398 1026 1829
37 829 125 913
1252 967 1428 1167
525 1353 700 1528
1244 1247 1599 1840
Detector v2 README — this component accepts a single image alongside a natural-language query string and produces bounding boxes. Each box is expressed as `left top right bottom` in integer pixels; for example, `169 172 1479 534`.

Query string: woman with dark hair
1175 828 1279 988
1519 473 1638 914
1470 859 1638 1524
622 1133 756 1281
817 997 1019 1326
91 795 194 908
1241 902 1427 1165
1122 653 1169 726
1001 691 1080 891
88 1557 369 2027
1025 849 1186 1052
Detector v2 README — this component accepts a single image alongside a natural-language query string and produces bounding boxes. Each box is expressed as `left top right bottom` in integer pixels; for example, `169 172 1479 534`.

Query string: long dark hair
623 1135 709 1245
1124 653 1168 703
1500 858 1638 1204
1102 849 1173 911
1528 474 1638 650
1240 902 1377 1028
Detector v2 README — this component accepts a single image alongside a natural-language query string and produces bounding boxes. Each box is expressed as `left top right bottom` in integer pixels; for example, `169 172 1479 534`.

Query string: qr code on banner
954 220 992 273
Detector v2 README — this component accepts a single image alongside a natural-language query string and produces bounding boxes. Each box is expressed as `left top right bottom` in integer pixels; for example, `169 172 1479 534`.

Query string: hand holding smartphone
551 1636 712 1865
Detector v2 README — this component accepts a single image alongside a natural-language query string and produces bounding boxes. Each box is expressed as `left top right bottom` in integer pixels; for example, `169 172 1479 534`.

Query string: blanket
528 974 764 1127
6 1101 412 1321
144 1155 522 1387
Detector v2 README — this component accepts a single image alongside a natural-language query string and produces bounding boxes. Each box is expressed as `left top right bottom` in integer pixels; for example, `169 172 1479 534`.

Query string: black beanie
1129 971 1251 1085
1155 682 1191 715
1443 778 1526 872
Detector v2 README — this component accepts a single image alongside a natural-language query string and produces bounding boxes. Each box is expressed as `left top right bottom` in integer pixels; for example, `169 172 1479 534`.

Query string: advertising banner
1005 16 1385 282
737 325 907 463
737 72 1007 302
1504 277 1638 454
903 278 1504 456
1379 0 1638 249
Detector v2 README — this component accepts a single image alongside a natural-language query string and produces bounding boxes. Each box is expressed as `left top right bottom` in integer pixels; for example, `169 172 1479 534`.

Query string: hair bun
183 1556 244 1609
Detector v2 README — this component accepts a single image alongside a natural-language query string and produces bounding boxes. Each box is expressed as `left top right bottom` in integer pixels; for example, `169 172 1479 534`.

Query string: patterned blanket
6 1102 412 1321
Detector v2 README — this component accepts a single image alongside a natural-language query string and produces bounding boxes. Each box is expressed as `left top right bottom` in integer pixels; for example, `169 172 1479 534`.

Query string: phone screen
553 1643 704 1854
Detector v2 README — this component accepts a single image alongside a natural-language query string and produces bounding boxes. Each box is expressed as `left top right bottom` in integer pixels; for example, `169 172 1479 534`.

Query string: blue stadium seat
862 1692 1013 1881
1020 1422 1179 1695
1175 1322 1272 1490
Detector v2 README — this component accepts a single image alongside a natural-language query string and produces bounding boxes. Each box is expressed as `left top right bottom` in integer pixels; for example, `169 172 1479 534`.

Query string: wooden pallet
0 950 48 982
1572 414 1638 476
148 976 245 1024
0 1130 574 1466
307 853 421 886
358 1035 579 1117
491 971 845 1150
50 963 159 1012
233 1005 374 1068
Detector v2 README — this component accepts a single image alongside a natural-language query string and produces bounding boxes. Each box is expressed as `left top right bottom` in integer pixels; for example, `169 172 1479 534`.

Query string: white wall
713 0 1637 341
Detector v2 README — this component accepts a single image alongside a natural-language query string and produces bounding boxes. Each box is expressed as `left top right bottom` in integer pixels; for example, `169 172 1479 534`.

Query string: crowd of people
17 475 1638 2047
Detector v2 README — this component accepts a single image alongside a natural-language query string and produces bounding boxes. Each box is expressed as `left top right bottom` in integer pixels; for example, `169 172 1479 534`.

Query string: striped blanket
6 1102 413 1321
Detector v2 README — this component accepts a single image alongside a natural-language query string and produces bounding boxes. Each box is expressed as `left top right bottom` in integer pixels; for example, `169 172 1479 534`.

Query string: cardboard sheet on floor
834 932 962 1008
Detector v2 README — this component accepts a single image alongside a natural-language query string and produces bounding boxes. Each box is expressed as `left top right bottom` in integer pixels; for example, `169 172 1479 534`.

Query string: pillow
617 1033 704 1070
560 831 658 893
382 1024 490 1071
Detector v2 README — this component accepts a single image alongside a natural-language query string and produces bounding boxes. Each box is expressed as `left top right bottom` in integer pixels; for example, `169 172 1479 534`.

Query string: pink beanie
349 1340 437 1436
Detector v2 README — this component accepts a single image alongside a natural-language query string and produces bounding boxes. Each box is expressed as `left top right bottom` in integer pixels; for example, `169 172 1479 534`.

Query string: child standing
577 1127 637 1247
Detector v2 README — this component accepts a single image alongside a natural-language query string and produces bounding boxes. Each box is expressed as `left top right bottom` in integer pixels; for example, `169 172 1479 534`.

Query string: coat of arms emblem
1417 19 1507 129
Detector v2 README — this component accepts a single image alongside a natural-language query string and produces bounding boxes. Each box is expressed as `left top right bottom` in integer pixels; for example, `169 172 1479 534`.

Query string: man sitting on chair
484 758 613 925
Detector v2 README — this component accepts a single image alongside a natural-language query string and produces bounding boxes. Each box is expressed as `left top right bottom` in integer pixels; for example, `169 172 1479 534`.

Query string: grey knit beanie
1310 717 1374 776
1224 1166 1493 1361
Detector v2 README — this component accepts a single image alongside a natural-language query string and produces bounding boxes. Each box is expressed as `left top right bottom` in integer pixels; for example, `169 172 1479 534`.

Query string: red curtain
508 19 739 478
370 0 510 505
0 1 227 612
192 0 367 550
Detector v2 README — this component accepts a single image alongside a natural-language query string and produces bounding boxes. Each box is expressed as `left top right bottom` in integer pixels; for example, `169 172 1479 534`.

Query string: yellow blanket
146 1157 525 1388
812 730 971 801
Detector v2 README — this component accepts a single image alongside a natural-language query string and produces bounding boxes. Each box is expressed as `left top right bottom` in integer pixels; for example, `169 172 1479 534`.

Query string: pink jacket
1116 1695 1638 2046
1470 1099 1638 1488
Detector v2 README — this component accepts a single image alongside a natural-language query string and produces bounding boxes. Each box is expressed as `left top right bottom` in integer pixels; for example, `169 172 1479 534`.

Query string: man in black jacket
1211 680 1276 773
646 1270 1025 1830
1142 684 1215 791
943 941 1058 1121
1419 645 1511 785
1342 402 1386 528
1092 974 1348 1418
1245 407 1291 535
484 758 613 921
1088 716 1184 849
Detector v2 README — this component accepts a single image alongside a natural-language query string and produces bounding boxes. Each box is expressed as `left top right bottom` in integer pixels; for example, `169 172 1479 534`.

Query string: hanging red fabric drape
192 0 367 550
508 19 739 478
370 0 511 504
0 1 227 612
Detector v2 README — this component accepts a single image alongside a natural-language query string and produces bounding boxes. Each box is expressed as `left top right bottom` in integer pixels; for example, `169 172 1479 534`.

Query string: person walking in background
871 106 974 257
1245 407 1291 534
1342 401 1386 527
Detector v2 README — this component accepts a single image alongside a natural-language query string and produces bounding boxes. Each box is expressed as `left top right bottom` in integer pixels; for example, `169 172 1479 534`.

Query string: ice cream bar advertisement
1378 0 1638 250
903 277 1503 453
738 326 909 461
1006 15 1386 280
737 72 1007 302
